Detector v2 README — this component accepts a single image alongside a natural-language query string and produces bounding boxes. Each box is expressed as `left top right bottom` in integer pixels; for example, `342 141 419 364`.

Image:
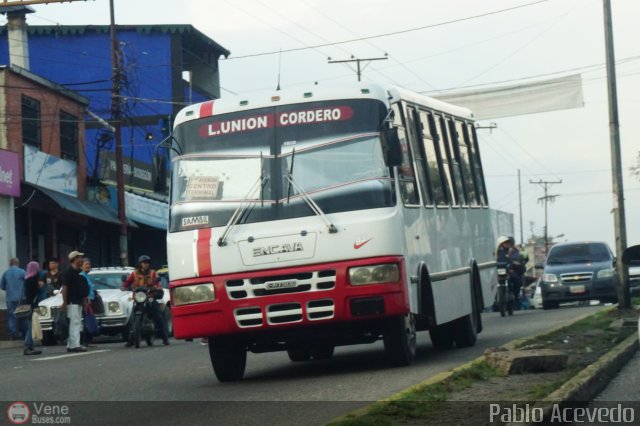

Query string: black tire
498 286 507 317
121 324 130 343
311 345 334 360
452 314 478 347
42 330 57 346
209 336 247 382
287 347 311 362
542 301 559 310
429 323 454 350
134 315 142 349
164 306 174 337
383 314 416 366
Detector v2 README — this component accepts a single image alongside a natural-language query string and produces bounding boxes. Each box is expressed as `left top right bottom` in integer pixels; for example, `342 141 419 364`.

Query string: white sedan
36 267 173 345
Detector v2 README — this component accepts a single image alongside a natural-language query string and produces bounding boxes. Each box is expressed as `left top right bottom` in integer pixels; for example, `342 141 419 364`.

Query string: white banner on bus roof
433 74 584 120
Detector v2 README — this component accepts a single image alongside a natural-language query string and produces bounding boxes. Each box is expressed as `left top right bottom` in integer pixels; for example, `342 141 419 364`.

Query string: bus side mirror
382 127 402 167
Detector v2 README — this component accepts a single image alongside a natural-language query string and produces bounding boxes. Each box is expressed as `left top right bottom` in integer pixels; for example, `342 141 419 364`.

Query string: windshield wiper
217 174 269 247
286 148 295 203
285 173 338 234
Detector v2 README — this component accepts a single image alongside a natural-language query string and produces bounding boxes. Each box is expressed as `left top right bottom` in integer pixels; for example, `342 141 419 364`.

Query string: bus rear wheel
209 336 247 382
383 314 416 366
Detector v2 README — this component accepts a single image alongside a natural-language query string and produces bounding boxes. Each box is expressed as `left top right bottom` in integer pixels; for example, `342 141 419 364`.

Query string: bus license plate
570 285 586 294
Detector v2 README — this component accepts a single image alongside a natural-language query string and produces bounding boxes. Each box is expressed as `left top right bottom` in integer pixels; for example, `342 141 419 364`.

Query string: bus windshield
170 99 394 232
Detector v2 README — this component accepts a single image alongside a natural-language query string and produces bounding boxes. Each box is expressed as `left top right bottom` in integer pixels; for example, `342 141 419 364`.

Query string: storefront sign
125 191 168 230
0 149 20 197
100 152 156 192
24 145 77 197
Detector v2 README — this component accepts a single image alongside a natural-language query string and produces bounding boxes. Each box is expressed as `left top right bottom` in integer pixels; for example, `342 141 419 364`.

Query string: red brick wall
4 70 87 198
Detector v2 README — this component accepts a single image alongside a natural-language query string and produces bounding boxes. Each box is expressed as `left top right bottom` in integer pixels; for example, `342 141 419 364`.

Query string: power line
224 0 552 60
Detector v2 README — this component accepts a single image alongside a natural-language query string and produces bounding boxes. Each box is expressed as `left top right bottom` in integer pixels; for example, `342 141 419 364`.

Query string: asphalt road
0 304 605 425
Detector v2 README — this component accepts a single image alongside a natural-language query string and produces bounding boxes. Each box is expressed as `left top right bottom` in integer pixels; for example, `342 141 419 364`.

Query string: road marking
31 350 110 361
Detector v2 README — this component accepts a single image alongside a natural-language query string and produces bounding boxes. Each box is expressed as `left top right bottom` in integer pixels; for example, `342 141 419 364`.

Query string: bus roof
174 83 474 127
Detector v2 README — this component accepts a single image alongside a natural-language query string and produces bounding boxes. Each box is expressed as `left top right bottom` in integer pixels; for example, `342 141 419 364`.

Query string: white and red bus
167 83 512 381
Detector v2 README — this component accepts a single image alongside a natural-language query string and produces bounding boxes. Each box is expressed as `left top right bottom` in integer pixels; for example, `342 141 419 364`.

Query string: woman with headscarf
23 261 42 355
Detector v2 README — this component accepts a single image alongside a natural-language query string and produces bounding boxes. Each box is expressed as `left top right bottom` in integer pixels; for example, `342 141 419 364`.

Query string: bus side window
405 105 432 206
435 115 458 206
466 123 488 206
392 104 420 206
419 110 447 206
457 120 479 206
445 118 467 206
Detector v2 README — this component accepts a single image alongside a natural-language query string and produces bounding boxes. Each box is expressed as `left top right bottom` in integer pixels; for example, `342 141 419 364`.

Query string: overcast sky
12 0 640 250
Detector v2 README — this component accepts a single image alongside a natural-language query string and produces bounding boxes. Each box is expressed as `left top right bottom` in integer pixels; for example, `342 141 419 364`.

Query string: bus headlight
349 264 399 286
172 283 215 306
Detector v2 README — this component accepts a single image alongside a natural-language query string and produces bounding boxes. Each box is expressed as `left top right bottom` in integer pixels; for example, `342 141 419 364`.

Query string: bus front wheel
209 336 247 382
383 314 416 366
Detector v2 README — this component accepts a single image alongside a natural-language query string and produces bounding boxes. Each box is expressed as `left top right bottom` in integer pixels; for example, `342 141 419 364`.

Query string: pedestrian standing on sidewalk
59 251 89 353
0 258 26 340
80 258 96 347
43 258 61 297
22 261 42 356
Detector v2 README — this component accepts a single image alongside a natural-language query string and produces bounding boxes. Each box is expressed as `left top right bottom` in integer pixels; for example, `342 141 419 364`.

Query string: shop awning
37 186 136 227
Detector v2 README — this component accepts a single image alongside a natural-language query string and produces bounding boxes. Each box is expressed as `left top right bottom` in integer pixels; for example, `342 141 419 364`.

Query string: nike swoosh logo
353 239 372 249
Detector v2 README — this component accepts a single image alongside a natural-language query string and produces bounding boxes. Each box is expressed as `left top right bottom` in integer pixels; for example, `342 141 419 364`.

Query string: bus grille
232 299 335 328
225 270 336 299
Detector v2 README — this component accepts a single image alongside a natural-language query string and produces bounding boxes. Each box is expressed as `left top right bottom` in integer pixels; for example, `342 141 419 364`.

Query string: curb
0 340 23 349
329 306 632 424
542 332 639 403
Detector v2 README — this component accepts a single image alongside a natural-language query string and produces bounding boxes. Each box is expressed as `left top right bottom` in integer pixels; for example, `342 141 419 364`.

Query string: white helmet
497 236 511 246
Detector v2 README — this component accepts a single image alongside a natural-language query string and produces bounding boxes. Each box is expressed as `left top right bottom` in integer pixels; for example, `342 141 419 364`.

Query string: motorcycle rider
497 236 525 308
122 255 170 346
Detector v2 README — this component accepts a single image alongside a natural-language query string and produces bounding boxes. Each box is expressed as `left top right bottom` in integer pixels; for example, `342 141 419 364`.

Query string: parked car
629 263 640 297
538 241 618 310
620 244 640 340
37 266 173 345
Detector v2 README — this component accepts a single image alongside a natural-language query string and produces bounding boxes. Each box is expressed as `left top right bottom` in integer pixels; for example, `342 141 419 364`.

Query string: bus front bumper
170 256 409 340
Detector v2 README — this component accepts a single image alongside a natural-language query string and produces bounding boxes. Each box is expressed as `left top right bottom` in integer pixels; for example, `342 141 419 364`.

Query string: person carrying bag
31 311 43 341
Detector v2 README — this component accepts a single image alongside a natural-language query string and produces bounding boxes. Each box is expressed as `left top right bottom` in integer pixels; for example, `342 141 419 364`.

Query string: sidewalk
594 328 640 401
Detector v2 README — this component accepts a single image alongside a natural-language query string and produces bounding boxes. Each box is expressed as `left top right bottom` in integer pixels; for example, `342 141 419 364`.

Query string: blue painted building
0 23 230 265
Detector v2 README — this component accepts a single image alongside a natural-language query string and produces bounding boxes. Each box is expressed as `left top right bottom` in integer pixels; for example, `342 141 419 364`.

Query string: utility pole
109 0 127 266
603 0 629 309
530 179 562 257
328 55 388 81
518 169 523 245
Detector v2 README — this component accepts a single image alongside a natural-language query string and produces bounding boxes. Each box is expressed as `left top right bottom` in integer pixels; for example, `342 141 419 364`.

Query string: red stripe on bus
199 101 215 117
196 228 213 277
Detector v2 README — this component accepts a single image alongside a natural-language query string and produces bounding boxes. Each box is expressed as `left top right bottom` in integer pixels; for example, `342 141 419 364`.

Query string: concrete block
485 349 568 375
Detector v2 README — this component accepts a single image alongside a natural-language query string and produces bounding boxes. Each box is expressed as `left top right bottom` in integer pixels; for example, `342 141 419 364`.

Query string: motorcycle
496 261 514 317
129 286 163 348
